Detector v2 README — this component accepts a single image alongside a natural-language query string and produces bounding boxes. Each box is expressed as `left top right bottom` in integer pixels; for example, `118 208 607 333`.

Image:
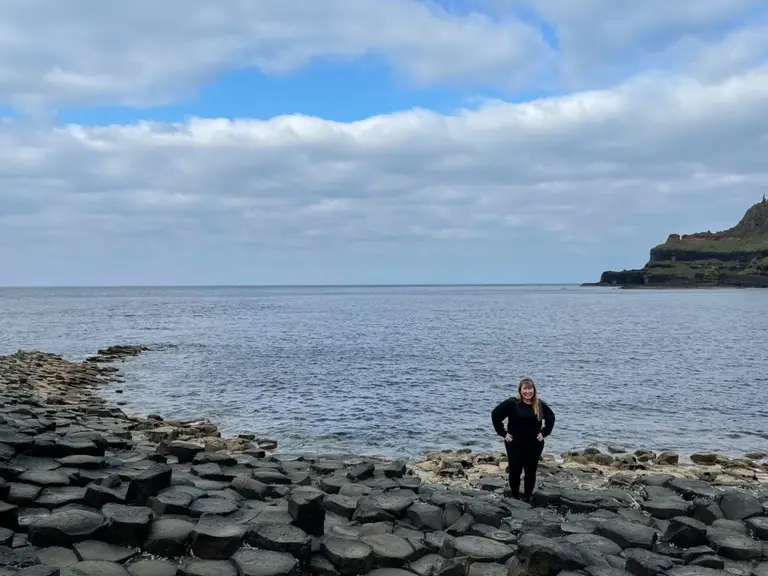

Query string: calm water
1 285 766 461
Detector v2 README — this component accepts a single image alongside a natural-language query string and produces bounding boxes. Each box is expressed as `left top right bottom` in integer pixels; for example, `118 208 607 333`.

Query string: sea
1 285 767 462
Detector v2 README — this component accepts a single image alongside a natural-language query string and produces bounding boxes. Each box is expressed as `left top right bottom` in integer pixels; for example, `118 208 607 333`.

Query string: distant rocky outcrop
588 197 768 288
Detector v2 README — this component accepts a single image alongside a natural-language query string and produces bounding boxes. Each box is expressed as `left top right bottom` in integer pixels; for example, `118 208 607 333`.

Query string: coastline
1 345 766 575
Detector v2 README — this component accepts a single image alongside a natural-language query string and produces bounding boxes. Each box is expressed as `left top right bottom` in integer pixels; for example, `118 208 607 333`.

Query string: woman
491 377 555 501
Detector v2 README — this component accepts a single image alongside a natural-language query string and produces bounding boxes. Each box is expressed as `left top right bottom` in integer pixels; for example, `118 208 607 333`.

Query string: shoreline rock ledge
0 346 766 576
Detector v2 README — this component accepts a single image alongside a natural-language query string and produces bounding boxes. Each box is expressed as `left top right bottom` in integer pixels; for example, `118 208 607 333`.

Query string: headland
0 345 766 575
586 197 768 289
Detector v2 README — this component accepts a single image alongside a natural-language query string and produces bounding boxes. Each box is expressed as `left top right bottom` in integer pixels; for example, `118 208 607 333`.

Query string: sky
1 0 767 286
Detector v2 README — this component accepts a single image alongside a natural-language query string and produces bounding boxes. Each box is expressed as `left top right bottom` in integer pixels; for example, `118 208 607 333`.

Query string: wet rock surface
0 346 766 575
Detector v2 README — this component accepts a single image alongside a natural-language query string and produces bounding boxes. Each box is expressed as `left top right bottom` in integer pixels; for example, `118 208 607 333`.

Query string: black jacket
491 397 555 441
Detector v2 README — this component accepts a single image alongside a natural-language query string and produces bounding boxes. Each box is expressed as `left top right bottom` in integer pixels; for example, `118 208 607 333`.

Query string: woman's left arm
541 401 556 437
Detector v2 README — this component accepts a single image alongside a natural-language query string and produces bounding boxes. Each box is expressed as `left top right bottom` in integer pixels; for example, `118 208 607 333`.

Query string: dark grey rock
355 490 417 523
251 470 291 485
143 517 195 558
665 478 719 500
35 487 87 508
641 497 690 520
323 494 358 520
745 516 768 540
179 558 238 576
18 566 60 576
662 516 708 548
706 527 762 561
230 477 267 500
73 539 138 563
690 499 724 525
28 509 106 547
191 515 246 560
516 533 587 576
56 456 105 470
231 548 299 576
595 517 657 550
101 503 153 547
711 519 748 534
166 441 205 464
126 464 172 505
189 497 238 517
288 487 325 536
321 536 374 576
443 535 515 563
18 469 71 487
34 545 79 568
149 490 193 515
623 548 674 576
409 553 442 576
407 502 445 531
688 555 724 569
361 533 420 567
718 491 763 521
247 521 310 558
59 561 131 576
447 513 474 536
125 559 178 576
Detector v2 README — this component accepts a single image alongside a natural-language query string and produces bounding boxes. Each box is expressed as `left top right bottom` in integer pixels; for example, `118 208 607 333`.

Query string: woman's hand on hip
504 434 513 443
536 433 544 442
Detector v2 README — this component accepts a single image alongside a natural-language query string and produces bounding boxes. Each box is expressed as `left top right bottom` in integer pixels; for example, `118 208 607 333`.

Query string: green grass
656 237 768 254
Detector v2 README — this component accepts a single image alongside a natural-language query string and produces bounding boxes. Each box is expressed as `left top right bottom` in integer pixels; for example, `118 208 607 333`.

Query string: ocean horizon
2 284 766 461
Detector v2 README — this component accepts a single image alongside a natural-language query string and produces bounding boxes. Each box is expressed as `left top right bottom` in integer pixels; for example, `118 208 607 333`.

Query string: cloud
2 67 767 269
0 0 550 108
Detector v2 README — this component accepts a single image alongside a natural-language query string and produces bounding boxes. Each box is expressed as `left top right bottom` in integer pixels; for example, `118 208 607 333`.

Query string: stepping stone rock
191 515 247 560
36 486 87 508
745 516 768 540
126 464 172 505
366 570 419 576
355 490 417 522
516 533 587 576
706 527 762 561
28 509 106 547
101 503 153 547
34 546 79 568
143 517 195 558
662 517 708 548
467 563 509 576
718 491 763 521
407 502 445 531
60 560 132 576
149 490 193 515
624 548 674 575
166 441 205 464
642 497 691 520
595 518 657 550
324 494 359 520
248 522 310 558
18 469 72 487
251 470 291 485
445 535 516 563
321 536 374 576
230 477 267 500
179 558 238 576
190 497 238 517
73 539 138 563
56 456 106 469
18 566 60 576
665 478 719 500
288 487 325 536
361 533 420 567
125 559 178 576
231 548 299 576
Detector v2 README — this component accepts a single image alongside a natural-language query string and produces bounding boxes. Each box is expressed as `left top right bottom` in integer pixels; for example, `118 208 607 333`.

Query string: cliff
589 197 768 288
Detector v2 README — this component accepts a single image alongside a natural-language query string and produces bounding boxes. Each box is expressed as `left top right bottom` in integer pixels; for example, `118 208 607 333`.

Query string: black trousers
504 439 544 498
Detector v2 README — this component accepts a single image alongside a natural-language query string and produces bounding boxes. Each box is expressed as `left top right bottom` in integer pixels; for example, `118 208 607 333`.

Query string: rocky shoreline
0 346 766 576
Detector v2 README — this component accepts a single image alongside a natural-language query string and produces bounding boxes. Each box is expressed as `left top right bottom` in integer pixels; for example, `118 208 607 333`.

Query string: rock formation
0 346 766 575
589 197 768 288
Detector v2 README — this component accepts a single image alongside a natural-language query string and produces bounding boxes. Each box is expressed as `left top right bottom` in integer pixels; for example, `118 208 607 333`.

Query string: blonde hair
517 377 542 419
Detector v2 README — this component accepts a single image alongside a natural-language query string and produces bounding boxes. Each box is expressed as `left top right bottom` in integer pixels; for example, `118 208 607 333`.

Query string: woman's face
520 384 535 401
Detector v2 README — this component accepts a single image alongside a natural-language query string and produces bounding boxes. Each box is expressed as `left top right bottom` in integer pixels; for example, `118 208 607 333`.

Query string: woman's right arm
491 398 512 437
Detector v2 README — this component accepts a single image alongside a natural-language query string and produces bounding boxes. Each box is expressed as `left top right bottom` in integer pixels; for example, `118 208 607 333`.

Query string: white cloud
2 68 767 260
0 0 550 108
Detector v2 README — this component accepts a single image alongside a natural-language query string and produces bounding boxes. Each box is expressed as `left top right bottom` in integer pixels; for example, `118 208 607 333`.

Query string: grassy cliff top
652 198 768 255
